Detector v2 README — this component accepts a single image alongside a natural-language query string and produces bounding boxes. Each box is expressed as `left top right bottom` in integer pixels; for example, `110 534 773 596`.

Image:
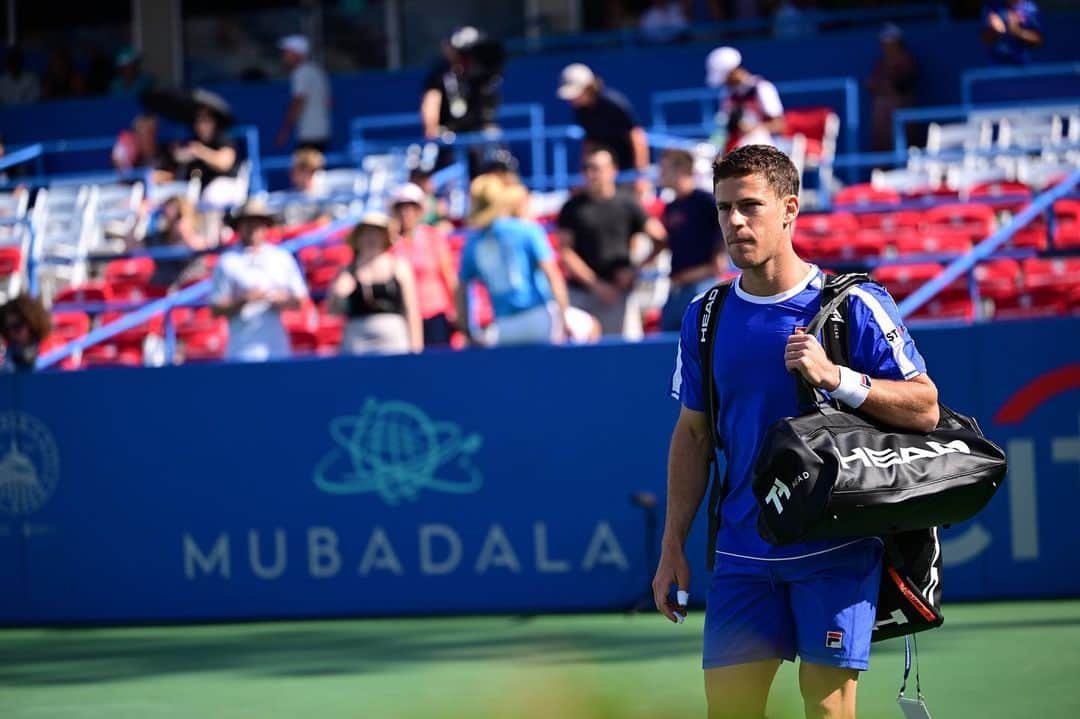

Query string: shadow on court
0 615 698 686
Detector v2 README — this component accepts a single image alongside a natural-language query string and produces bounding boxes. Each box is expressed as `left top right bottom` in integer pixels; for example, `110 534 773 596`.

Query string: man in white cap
557 63 650 194
705 46 785 153
276 34 332 151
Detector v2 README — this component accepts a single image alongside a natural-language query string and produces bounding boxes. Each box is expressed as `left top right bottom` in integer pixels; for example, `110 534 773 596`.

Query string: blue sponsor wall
4 15 1080 173
0 317 1078 625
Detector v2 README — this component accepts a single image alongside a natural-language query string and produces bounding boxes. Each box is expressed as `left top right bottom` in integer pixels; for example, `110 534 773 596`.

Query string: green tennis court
2 600 1079 719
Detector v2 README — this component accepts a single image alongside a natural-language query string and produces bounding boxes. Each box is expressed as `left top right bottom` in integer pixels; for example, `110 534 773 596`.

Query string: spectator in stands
112 114 175 180
640 0 691 43
408 168 451 229
705 46 785 152
39 47 86 100
173 96 238 190
210 199 308 362
557 64 650 195
137 196 209 294
0 46 41 105
657 149 727 332
290 148 324 195
982 0 1042 65
867 24 919 152
390 183 458 348
328 212 423 355
458 174 572 347
276 35 332 151
420 26 506 177
557 146 667 338
282 148 331 226
0 294 51 372
85 47 114 96
110 48 153 97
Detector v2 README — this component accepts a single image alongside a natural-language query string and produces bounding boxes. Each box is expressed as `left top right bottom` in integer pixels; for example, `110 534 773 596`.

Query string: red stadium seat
38 335 80 370
1069 286 1080 314
104 257 155 291
320 243 353 268
82 342 143 367
988 287 1067 320
968 181 1032 212
813 233 887 261
909 295 975 322
798 212 858 237
895 229 973 256
1005 224 1049 251
297 245 322 270
0 245 22 277
974 259 1021 296
872 263 943 299
281 298 319 333
315 312 344 352
782 107 836 161
1021 258 1080 292
99 311 164 345
177 313 228 362
924 203 996 241
1053 200 1080 248
53 281 113 305
288 328 319 354
306 264 342 293
49 311 91 342
855 210 923 232
833 184 900 208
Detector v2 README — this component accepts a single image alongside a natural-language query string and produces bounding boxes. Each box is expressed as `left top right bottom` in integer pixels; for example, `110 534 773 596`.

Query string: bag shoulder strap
697 280 732 571
698 281 733 450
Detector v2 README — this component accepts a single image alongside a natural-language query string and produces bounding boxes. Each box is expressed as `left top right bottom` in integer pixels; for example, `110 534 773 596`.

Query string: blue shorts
703 539 883 671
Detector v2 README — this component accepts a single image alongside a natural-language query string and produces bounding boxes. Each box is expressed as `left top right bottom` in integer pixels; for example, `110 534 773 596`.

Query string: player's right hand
652 546 691 624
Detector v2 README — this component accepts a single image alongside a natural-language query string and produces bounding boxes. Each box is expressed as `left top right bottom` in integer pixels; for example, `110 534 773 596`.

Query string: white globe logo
0 412 60 517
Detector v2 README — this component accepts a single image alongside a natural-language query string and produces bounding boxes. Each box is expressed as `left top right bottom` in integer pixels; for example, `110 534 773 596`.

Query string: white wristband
832 366 871 408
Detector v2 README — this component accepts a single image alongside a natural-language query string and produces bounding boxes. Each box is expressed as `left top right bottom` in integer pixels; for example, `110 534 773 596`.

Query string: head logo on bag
838 440 972 470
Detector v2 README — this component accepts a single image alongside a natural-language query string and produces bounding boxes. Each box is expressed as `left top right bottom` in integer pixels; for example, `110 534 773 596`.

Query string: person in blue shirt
457 175 571 346
982 1 1043 65
654 145 940 719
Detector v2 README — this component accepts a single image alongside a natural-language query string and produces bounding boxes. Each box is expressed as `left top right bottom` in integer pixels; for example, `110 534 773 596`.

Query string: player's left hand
785 329 840 390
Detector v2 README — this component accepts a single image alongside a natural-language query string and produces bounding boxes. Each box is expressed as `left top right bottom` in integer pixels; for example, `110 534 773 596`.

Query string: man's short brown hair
712 144 800 199
661 148 694 174
292 148 325 172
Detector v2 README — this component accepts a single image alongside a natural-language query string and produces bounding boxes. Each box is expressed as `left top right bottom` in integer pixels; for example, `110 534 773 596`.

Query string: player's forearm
560 247 597 286
854 375 939 434
662 422 712 549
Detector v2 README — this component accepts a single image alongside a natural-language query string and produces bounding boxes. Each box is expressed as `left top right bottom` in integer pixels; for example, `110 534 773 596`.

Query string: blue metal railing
36 215 361 370
891 97 1080 155
651 76 859 157
349 103 547 187
1 126 264 192
898 168 1080 321
961 62 1080 107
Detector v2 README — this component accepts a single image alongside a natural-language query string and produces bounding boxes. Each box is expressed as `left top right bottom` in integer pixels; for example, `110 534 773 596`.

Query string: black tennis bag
752 276 1008 546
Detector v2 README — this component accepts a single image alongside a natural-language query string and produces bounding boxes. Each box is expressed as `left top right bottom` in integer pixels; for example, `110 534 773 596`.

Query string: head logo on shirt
313 398 483 506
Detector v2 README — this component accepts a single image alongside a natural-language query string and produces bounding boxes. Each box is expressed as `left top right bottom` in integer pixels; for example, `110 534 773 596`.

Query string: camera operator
419 26 507 178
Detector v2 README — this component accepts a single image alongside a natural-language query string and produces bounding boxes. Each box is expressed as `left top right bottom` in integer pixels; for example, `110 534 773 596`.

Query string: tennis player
654 145 939 719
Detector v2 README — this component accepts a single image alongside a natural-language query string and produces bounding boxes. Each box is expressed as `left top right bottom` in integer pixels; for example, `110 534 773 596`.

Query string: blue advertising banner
0 317 1078 625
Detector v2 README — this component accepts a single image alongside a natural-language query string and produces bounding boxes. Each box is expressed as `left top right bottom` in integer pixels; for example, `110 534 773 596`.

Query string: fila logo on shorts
825 630 844 649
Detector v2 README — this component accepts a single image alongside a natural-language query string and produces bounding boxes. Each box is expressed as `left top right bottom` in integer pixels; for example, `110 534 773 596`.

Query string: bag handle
796 276 866 409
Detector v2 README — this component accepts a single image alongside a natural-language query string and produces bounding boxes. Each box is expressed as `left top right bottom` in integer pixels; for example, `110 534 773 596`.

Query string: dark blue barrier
0 317 1078 625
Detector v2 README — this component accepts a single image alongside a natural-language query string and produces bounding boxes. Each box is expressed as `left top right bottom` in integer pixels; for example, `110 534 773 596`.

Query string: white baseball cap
390 183 426 207
279 35 310 56
706 46 742 87
557 63 596 101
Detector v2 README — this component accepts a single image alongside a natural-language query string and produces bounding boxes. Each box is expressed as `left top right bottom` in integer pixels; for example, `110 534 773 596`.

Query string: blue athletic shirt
670 265 928 561
459 217 554 318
